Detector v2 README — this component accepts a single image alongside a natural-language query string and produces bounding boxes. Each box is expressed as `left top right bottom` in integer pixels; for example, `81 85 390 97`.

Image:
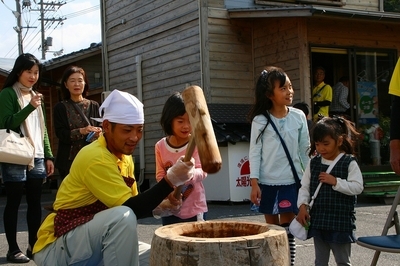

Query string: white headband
92 90 144 124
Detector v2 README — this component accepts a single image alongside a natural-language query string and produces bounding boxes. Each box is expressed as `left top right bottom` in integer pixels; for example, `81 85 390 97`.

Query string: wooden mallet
173 85 222 199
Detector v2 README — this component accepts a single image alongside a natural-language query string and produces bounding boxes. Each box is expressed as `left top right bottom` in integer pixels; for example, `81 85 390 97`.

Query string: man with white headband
33 90 194 266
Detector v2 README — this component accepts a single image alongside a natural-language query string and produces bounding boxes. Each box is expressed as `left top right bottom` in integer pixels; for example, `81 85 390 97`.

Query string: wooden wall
104 0 201 177
207 7 254 103
253 18 310 103
307 17 400 52
344 0 380 11
0 75 6 90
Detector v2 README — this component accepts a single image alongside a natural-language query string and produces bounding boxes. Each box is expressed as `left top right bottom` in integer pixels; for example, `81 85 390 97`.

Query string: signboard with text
357 81 379 125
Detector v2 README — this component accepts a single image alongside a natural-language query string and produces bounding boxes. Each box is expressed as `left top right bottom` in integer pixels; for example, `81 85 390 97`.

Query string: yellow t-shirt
312 82 333 121
33 134 138 253
389 58 400 97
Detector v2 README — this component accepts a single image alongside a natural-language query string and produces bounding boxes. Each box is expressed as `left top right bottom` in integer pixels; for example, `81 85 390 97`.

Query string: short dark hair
60 65 89 100
293 102 309 116
339 76 349 83
160 92 186 136
314 66 326 74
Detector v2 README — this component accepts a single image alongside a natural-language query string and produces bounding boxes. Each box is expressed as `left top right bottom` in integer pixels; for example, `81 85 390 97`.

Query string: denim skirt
1 158 46 182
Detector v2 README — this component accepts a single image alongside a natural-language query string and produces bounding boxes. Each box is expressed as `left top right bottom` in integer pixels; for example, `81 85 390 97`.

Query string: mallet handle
173 137 196 199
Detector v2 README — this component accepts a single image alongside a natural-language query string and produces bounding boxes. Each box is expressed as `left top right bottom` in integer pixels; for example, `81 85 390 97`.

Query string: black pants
3 179 43 253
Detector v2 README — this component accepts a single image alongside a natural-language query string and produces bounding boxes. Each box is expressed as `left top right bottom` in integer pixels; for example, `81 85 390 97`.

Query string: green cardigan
0 87 53 159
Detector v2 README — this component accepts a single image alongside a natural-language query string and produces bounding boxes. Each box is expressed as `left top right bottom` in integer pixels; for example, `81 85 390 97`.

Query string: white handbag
0 129 34 165
289 153 344 240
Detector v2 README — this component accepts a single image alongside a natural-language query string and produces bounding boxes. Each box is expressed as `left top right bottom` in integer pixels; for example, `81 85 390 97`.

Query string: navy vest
309 154 357 232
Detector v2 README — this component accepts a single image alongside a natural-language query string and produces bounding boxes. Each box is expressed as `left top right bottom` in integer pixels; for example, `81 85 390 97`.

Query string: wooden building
101 0 400 192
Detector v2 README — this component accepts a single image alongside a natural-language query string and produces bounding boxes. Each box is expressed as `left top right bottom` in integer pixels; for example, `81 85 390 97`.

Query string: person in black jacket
53 66 102 182
33 90 194 266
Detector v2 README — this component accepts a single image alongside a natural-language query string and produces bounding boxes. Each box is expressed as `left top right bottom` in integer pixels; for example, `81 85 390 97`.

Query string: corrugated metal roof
208 104 252 145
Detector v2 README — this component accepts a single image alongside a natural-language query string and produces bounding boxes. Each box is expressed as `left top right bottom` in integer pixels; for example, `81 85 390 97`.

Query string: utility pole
13 1 38 55
40 0 45 60
15 0 23 55
31 1 66 60
11 1 65 58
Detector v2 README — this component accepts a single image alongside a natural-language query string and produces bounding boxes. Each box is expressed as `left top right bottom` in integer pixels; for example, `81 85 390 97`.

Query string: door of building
311 47 397 167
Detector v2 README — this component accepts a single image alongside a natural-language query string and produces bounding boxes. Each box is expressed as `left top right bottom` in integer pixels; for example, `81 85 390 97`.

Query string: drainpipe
100 0 109 93
198 0 204 89
136 55 145 187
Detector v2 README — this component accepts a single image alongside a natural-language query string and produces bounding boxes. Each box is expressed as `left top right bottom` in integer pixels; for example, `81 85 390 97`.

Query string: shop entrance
311 47 397 167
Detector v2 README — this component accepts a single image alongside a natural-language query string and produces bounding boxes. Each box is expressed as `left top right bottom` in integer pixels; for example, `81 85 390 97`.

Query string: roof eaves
0 69 9 76
229 6 315 18
43 43 102 70
228 5 400 21
208 104 252 145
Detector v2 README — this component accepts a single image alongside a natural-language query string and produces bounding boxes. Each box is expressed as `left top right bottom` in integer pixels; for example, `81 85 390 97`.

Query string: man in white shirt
330 76 350 118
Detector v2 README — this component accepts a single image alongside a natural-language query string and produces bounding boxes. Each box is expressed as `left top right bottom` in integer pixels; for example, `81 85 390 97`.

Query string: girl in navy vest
297 116 363 266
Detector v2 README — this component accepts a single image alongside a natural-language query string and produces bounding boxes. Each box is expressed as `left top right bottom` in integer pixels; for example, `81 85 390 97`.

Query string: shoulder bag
68 100 97 142
289 153 344 240
0 129 34 165
313 84 327 98
68 99 92 126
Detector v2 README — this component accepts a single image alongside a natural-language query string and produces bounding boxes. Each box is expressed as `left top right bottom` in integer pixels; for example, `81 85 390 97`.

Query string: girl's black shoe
6 251 30 263
26 248 33 259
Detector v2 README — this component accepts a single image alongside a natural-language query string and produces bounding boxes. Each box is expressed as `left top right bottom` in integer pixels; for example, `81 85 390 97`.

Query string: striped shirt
330 82 350 112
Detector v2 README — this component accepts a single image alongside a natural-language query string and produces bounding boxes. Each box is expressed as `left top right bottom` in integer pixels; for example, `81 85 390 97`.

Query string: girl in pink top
155 92 208 225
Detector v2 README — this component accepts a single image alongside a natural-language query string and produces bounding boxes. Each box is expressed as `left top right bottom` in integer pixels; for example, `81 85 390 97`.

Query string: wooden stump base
150 220 288 266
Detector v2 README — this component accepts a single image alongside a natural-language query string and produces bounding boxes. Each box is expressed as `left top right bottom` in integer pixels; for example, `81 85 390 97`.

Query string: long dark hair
248 66 287 122
3 53 42 90
160 92 186 136
60 65 89 100
309 116 360 156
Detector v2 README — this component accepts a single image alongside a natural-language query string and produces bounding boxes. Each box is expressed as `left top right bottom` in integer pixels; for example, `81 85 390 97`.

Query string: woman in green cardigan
0 53 54 263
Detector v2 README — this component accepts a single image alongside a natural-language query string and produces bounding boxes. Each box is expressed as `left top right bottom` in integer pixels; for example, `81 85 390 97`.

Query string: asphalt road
0 190 398 266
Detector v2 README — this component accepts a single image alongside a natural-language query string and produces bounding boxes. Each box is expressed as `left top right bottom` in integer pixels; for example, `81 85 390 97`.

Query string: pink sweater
155 137 208 219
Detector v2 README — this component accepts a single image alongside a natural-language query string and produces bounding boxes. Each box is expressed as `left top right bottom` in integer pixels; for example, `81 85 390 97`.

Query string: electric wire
1 1 99 59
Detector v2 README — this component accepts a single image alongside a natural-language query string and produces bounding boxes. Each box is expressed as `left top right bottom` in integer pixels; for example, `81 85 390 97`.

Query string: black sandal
6 251 30 263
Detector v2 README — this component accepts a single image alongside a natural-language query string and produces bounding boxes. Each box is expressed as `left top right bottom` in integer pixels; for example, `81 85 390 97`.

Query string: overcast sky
0 0 101 62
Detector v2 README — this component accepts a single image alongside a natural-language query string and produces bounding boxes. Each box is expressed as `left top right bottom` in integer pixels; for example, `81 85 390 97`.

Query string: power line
64 5 99 19
5 1 99 60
